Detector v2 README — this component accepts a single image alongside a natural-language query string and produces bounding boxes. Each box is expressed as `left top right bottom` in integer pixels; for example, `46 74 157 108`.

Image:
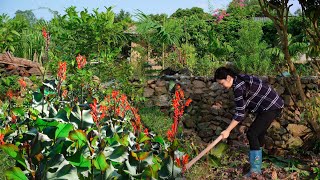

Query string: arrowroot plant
0 59 190 179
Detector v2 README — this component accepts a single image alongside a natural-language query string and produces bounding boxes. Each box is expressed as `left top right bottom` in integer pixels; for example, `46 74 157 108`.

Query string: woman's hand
220 130 230 139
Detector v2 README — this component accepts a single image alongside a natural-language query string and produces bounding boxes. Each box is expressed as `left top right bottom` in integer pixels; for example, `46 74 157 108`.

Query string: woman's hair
213 67 238 81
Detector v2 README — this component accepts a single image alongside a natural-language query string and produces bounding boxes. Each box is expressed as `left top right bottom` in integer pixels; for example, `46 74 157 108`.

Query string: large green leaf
108 145 128 163
158 156 181 179
67 149 91 168
5 167 28 180
55 123 74 139
70 105 94 129
93 152 109 171
210 142 228 159
0 144 27 169
141 165 158 180
12 107 25 116
55 109 70 123
131 151 151 161
35 117 59 131
46 154 79 179
33 92 43 102
124 159 139 176
137 132 151 144
69 130 87 148
153 136 165 146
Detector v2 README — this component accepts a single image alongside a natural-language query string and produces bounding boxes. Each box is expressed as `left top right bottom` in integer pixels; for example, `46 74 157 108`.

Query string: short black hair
213 67 238 82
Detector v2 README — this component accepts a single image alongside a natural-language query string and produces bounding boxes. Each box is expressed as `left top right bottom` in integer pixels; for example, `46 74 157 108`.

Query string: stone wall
143 75 320 152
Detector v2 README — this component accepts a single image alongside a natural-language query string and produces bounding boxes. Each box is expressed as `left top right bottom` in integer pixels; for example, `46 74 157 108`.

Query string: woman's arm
220 119 239 139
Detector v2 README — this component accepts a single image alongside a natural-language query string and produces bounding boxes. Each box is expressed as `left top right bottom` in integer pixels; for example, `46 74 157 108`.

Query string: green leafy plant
234 20 274 75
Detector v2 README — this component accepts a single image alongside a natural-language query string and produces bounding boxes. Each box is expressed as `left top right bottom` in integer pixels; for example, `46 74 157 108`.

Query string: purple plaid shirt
232 74 284 122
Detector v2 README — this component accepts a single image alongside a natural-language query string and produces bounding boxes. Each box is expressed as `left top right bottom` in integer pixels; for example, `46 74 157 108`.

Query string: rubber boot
245 149 262 177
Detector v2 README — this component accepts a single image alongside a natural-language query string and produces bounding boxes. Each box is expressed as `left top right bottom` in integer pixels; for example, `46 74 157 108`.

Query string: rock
202 115 215 122
156 80 166 87
183 118 196 129
270 121 281 129
286 136 303 148
155 86 167 95
274 85 285 95
147 79 156 84
193 88 203 94
209 82 221 91
192 80 206 88
143 87 154 97
283 95 294 106
286 124 311 137
197 122 212 130
264 136 274 149
150 84 156 88
154 95 170 107
198 128 215 138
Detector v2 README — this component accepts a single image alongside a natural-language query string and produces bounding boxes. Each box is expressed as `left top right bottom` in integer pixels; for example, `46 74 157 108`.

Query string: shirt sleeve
232 82 246 122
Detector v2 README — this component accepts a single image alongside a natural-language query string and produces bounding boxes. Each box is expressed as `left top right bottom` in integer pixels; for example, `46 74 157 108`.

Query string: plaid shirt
232 74 284 122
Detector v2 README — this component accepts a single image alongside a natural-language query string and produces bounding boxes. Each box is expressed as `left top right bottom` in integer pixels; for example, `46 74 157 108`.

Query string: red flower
62 89 68 98
175 154 189 173
99 105 107 120
175 157 181 167
42 27 48 39
18 78 27 89
185 99 192 106
89 99 98 123
112 90 119 99
6 89 13 100
57 62 67 81
0 134 5 145
144 128 149 136
11 114 17 123
76 54 87 69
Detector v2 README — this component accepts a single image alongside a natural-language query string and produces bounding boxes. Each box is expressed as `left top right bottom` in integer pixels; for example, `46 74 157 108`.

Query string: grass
0 150 15 180
138 106 172 137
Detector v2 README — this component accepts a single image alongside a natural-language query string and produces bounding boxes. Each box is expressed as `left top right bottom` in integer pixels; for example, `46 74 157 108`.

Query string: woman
213 67 283 176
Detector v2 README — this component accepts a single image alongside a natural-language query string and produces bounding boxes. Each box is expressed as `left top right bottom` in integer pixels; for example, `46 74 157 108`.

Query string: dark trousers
247 109 282 150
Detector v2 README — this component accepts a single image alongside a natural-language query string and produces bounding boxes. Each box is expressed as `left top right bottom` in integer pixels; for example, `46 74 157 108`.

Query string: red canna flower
0 134 5 145
185 99 192 107
175 157 181 167
144 128 149 136
112 90 119 99
11 114 17 123
57 62 67 81
62 89 68 98
182 154 189 165
89 99 98 123
42 27 48 39
18 78 27 89
6 89 13 100
99 105 107 120
76 54 87 69
175 154 189 173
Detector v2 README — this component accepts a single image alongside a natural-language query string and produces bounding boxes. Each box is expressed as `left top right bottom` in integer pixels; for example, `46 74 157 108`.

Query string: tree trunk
282 32 306 102
162 43 165 70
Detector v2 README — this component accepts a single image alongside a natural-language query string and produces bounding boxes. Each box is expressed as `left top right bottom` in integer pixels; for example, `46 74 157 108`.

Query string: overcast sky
0 0 301 20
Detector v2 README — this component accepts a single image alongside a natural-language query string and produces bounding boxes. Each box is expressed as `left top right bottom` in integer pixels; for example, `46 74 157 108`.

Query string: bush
234 20 275 75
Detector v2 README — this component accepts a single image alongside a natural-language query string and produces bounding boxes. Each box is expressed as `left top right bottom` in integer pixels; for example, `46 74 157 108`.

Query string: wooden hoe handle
185 135 223 170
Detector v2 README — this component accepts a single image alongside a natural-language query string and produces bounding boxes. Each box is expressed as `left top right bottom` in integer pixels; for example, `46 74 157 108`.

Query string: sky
0 0 301 20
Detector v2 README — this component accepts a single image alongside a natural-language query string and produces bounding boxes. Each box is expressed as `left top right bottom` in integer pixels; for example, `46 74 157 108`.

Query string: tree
298 0 320 74
136 12 183 69
15 10 37 24
170 7 211 20
258 0 306 102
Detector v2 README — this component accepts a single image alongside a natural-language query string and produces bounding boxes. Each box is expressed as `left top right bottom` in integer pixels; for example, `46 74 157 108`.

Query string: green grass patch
139 106 172 137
